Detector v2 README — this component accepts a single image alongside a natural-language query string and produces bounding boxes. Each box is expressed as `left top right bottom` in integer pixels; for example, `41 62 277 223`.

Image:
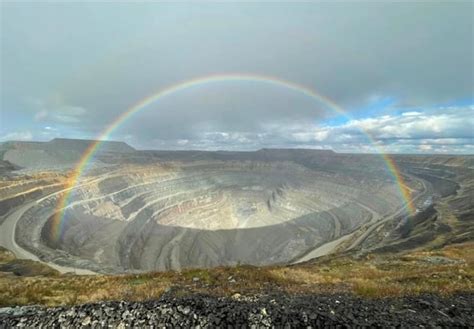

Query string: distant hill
137 148 335 163
0 138 135 169
49 138 135 153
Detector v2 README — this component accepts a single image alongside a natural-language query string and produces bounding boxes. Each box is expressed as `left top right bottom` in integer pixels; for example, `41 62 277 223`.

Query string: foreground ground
0 242 473 326
2 293 472 327
1 242 472 306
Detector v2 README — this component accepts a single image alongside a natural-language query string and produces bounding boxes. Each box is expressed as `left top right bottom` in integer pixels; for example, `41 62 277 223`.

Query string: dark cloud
1 2 473 153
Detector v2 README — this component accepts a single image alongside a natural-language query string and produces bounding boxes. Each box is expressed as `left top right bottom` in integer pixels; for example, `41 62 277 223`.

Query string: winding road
292 173 429 264
346 174 428 251
0 200 95 274
0 175 117 275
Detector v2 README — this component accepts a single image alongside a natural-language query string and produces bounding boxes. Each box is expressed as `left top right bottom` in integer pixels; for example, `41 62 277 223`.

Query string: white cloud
418 144 433 151
341 106 473 140
258 105 474 154
80 105 474 154
402 111 422 116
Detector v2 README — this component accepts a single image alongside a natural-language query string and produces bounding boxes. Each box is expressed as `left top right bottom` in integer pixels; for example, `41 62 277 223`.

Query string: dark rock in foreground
1 293 473 328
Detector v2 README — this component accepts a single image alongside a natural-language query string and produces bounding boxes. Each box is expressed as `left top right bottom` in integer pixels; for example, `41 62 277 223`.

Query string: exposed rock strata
27 160 402 272
2 143 471 273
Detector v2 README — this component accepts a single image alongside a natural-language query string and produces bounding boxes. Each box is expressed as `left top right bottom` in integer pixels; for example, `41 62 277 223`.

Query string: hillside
0 145 472 326
0 242 472 326
0 138 135 169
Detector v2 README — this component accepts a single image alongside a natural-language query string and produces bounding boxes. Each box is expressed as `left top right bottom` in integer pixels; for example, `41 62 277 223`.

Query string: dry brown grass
0 247 15 263
0 242 472 307
271 242 473 298
0 274 171 307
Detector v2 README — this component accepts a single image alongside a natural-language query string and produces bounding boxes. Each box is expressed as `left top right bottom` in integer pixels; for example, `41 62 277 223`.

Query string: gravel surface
0 293 472 328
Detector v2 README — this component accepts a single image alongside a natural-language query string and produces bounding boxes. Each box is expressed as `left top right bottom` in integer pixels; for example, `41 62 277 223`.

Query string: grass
0 242 472 307
0 247 15 263
0 274 171 306
285 242 473 297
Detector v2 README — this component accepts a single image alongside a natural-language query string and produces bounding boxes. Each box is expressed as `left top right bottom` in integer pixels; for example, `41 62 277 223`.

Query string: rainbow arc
51 73 415 241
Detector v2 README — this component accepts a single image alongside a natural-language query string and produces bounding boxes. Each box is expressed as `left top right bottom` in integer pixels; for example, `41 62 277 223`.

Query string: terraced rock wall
15 160 402 272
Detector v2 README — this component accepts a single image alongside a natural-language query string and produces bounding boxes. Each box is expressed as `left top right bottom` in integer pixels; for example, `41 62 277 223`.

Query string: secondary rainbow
51 73 415 242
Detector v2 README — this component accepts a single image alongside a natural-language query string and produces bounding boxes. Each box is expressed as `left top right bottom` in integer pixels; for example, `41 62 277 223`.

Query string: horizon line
1 137 472 156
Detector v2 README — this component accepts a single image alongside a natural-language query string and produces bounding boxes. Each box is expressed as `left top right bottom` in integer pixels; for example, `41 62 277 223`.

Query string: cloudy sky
1 2 473 153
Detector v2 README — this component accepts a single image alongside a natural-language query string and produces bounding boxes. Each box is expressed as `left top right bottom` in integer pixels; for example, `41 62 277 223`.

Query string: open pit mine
0 139 472 274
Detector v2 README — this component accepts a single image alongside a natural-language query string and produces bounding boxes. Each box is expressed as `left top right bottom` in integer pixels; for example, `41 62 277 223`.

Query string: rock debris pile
1 293 472 328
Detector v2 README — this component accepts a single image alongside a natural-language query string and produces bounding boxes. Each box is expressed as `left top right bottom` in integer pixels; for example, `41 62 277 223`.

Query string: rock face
14 149 407 273
3 144 471 274
1 293 472 328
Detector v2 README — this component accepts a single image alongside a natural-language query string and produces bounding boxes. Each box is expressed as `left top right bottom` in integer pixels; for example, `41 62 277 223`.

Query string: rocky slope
1 293 472 328
1 141 472 274
14 159 404 272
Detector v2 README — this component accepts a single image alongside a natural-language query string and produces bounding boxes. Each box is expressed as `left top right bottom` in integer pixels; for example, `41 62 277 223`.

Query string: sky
1 2 473 154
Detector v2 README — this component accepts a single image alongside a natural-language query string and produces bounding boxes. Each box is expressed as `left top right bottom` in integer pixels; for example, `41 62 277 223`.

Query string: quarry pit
1 140 470 274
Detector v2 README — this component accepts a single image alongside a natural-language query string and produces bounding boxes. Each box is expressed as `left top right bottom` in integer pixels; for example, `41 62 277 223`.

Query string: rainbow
51 73 415 242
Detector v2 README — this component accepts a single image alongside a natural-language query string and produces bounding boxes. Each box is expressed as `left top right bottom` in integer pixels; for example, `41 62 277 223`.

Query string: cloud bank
1 2 472 153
